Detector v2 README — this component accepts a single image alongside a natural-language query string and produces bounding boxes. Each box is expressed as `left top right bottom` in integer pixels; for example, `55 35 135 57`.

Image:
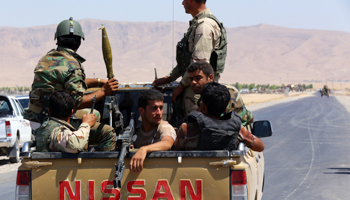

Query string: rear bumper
0 138 12 147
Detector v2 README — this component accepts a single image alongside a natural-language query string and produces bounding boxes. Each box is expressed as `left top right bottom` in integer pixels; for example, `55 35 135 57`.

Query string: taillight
5 121 11 137
16 171 30 200
232 170 247 185
231 170 247 200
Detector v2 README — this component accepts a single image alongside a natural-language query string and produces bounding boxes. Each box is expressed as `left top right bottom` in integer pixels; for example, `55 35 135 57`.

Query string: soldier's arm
130 136 174 173
238 126 264 152
76 78 119 110
85 78 108 88
50 123 90 153
153 66 182 88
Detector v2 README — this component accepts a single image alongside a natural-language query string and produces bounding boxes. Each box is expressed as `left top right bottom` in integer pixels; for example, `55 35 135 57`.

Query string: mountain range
1 19 349 89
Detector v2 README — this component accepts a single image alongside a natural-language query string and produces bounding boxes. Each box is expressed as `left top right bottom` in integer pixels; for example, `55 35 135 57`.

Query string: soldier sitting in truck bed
35 90 96 153
130 89 177 173
183 61 254 126
174 82 265 152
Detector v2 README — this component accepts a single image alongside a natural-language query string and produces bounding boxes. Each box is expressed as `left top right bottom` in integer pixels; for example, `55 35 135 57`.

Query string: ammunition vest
35 118 62 152
176 14 227 75
187 111 240 150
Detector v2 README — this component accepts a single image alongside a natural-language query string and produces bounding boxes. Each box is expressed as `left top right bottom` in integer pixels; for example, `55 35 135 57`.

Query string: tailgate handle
209 160 236 167
24 161 52 168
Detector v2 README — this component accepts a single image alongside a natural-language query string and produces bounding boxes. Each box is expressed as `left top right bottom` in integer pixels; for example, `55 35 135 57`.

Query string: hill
1 19 349 89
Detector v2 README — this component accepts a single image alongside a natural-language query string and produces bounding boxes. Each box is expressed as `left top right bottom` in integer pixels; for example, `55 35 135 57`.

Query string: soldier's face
182 0 191 14
141 100 163 126
189 69 213 94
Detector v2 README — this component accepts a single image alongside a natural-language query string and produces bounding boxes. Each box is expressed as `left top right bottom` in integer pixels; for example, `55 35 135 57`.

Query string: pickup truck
16 82 272 200
0 95 32 163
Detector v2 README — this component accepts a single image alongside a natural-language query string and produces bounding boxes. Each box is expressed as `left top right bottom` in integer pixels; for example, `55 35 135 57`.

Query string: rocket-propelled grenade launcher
99 24 114 79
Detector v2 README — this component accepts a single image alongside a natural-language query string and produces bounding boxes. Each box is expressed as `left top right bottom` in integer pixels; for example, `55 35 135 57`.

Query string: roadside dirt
242 92 313 106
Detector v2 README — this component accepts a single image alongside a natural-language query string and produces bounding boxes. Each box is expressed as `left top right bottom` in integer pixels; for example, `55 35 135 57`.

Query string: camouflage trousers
73 109 116 151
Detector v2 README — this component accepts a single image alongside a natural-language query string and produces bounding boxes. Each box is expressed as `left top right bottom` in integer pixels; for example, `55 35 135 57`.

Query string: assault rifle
113 112 136 188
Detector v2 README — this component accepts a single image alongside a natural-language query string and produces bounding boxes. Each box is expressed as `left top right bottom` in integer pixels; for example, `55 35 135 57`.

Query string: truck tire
9 138 20 163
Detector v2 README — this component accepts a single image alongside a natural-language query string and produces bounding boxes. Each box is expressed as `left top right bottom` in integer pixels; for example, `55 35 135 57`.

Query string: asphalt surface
256 94 350 200
0 169 16 199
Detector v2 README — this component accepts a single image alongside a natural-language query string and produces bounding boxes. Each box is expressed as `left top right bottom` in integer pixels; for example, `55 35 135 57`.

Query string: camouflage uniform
196 84 254 126
48 117 90 153
26 47 116 151
168 8 227 115
26 47 87 121
224 85 254 126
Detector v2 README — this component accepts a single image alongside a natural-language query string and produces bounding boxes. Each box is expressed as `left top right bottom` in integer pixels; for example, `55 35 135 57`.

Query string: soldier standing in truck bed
25 17 119 151
153 0 227 116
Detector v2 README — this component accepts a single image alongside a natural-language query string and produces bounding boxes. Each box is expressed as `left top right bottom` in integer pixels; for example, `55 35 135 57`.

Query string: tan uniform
49 117 90 153
168 8 222 86
133 120 176 148
167 9 223 115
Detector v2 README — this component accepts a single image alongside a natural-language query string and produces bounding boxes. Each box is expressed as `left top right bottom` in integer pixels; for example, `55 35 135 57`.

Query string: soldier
174 82 264 152
153 0 227 116
25 17 118 151
187 61 254 126
35 90 95 153
130 89 176 173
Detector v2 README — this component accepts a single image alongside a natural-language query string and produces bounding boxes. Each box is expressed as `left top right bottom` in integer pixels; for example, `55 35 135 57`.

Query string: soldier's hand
129 147 147 173
102 78 119 96
152 77 171 88
82 114 96 127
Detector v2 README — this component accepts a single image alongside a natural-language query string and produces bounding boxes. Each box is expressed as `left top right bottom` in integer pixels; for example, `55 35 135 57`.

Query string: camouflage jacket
168 8 223 86
196 85 254 126
49 117 90 153
25 47 88 121
225 85 254 126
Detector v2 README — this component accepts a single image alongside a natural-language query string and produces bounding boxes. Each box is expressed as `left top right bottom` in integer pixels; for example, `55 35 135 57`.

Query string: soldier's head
187 61 214 94
182 0 207 15
55 17 84 52
201 82 230 118
48 90 75 119
138 89 164 127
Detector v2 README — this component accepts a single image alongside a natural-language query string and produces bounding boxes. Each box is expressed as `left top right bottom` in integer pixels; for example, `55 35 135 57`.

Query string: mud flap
6 145 17 157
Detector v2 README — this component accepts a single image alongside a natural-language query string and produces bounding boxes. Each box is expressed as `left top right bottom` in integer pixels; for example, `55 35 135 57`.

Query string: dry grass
241 92 313 106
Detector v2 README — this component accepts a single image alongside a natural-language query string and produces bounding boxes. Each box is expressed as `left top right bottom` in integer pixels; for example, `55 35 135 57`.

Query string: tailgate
0 119 6 139
29 151 231 200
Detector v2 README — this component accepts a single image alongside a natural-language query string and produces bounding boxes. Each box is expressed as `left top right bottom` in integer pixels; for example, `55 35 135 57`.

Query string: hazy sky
1 0 350 33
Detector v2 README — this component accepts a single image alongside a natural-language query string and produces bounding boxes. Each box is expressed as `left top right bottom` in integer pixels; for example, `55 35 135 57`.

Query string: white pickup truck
0 95 32 163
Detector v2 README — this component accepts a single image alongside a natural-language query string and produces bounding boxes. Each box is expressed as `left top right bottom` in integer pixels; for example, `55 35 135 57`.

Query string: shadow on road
324 168 350 175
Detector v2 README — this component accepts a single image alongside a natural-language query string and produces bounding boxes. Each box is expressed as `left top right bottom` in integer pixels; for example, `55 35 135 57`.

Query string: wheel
9 138 20 163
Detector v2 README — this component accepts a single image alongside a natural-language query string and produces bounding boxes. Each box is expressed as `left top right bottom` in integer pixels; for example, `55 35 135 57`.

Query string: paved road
0 167 16 199
255 94 350 200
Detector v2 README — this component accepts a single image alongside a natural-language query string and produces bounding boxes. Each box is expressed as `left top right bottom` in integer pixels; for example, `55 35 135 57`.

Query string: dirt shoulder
242 91 313 107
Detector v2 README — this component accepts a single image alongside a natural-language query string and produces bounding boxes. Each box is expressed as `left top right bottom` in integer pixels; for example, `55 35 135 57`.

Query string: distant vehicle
0 95 32 163
239 88 250 94
16 95 29 110
251 88 258 93
318 88 322 92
